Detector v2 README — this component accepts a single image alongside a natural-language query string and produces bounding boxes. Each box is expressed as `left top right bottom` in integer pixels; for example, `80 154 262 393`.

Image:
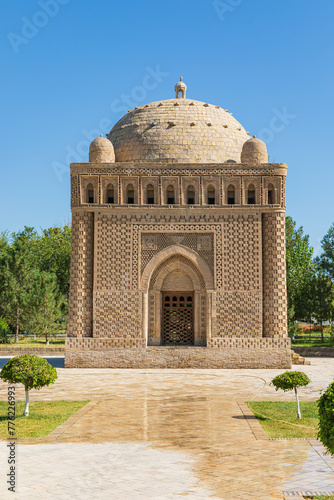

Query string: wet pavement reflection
1 363 334 498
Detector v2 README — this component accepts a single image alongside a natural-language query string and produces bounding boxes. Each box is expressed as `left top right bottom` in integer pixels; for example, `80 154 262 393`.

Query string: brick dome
241 136 268 164
89 135 115 163
108 98 249 163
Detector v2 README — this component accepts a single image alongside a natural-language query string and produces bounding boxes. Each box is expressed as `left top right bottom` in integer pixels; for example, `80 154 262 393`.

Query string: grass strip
247 401 318 439
305 497 334 499
0 400 89 438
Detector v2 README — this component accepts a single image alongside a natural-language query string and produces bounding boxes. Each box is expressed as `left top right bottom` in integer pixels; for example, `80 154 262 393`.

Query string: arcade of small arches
82 178 281 207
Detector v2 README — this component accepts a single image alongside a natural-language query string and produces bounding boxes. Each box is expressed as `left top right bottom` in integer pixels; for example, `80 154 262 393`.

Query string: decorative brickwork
262 212 288 337
66 337 145 349
222 214 261 290
70 167 286 210
149 255 206 290
213 291 262 337
207 337 290 348
141 232 214 275
70 175 79 208
93 290 142 339
95 214 133 290
66 84 290 368
67 212 94 337
133 222 222 289
72 164 281 177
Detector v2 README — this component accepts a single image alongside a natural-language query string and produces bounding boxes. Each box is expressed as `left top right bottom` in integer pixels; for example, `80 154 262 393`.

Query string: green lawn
1 336 65 347
247 401 318 438
0 400 89 438
292 338 334 348
306 497 334 500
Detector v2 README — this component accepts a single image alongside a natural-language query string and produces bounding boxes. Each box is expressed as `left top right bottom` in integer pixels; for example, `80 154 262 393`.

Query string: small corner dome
241 136 268 164
89 135 115 163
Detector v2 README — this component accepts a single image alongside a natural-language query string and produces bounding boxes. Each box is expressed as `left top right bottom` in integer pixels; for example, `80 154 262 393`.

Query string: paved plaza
1 359 334 499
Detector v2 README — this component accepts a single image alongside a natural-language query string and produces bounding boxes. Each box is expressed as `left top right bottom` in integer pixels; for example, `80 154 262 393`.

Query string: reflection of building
65 78 291 368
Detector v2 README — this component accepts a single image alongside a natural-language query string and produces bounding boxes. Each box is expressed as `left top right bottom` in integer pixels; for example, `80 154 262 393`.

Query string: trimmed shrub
317 381 334 455
0 355 57 416
271 371 311 419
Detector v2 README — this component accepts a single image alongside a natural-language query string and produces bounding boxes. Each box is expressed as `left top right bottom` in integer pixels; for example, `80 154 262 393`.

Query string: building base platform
65 337 291 369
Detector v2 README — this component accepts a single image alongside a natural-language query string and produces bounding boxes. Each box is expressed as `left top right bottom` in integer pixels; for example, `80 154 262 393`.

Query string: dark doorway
162 293 194 345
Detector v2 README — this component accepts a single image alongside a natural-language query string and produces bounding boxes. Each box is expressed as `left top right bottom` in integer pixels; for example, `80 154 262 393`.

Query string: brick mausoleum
65 78 291 368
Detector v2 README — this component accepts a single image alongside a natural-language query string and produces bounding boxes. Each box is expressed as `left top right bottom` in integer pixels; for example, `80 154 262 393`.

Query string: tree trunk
24 386 29 416
15 308 19 343
294 386 301 419
321 320 324 342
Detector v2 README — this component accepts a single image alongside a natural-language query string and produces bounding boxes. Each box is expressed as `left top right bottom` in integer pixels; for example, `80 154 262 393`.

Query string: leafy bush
0 355 57 416
0 317 10 344
317 381 334 455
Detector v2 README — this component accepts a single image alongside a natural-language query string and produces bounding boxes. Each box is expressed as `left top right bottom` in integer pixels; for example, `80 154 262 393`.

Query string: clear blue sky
1 0 333 255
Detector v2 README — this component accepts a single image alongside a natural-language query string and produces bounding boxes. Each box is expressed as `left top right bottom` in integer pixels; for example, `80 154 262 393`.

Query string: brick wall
262 213 287 337
65 338 291 369
67 212 94 337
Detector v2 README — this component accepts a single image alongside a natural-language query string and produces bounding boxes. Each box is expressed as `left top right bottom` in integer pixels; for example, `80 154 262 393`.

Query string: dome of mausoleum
108 78 250 164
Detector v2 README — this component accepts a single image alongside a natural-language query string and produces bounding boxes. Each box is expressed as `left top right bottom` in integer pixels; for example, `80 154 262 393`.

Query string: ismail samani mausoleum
65 78 291 369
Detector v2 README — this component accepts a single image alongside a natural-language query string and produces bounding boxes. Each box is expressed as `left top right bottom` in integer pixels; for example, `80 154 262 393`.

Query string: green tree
271 371 311 419
285 217 315 329
318 223 334 280
0 232 10 317
25 271 66 344
312 268 334 341
0 228 38 342
0 355 57 416
0 317 10 344
33 226 71 297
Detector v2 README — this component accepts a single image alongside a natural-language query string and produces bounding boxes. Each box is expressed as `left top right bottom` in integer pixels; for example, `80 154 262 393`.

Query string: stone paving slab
1 359 334 498
0 357 333 403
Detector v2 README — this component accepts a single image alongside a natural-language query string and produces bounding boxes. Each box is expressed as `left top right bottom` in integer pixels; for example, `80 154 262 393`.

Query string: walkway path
1 359 334 499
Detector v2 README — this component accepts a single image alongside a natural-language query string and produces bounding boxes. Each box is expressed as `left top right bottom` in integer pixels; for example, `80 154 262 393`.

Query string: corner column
262 212 287 337
67 211 94 337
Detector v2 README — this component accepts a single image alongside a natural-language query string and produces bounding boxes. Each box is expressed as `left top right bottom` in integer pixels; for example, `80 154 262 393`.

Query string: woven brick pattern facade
207 337 290 349
67 212 94 337
262 212 288 337
95 214 133 290
213 291 262 337
222 214 261 290
71 174 79 208
141 232 214 275
66 87 290 368
93 290 142 339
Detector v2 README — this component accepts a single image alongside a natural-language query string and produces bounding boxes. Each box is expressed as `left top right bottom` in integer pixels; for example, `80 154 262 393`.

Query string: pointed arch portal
140 245 214 347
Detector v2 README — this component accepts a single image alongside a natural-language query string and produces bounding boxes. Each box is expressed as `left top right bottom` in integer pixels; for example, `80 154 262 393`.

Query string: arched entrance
140 246 214 347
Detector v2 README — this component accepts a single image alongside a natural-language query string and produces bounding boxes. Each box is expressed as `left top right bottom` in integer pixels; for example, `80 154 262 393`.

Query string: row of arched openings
85 183 276 205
